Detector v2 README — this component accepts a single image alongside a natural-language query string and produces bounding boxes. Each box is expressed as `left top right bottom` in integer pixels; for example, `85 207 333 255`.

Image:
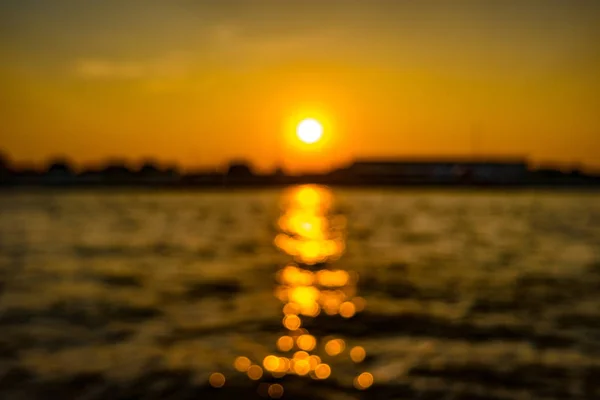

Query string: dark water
0 186 599 399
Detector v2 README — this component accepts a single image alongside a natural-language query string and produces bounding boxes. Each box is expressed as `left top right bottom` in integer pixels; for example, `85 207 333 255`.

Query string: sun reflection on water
274 185 345 265
212 185 372 394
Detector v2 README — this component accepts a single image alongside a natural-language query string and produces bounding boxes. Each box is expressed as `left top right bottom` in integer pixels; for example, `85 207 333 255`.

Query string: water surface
1 187 599 399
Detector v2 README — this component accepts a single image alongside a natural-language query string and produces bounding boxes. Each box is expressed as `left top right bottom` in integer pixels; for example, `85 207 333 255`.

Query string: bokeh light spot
354 372 374 390
283 302 301 315
352 296 367 312
314 363 331 379
263 355 280 372
293 359 310 376
296 334 317 351
247 365 264 380
276 357 290 373
350 346 366 363
276 335 294 352
234 356 252 372
268 383 285 398
283 314 302 330
293 350 310 360
339 301 356 318
209 372 225 388
324 339 346 356
308 355 321 370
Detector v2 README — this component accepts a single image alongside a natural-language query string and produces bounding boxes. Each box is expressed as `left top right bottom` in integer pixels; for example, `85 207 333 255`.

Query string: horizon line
2 152 599 174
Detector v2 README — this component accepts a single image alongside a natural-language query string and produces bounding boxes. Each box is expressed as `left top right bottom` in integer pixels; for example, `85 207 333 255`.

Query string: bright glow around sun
296 118 323 144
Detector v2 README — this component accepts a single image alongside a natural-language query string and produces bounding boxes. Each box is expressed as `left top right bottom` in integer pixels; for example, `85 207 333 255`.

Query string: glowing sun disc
296 118 323 144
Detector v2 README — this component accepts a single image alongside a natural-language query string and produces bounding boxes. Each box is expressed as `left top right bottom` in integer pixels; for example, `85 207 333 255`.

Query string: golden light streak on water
230 185 372 393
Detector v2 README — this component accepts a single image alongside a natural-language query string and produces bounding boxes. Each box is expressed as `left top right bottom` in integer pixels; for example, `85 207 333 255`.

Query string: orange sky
1 1 599 172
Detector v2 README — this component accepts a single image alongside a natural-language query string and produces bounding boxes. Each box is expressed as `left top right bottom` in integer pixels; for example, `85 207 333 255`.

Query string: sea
0 186 599 399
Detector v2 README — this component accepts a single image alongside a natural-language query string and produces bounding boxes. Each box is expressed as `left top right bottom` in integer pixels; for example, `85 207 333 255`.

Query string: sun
296 118 323 144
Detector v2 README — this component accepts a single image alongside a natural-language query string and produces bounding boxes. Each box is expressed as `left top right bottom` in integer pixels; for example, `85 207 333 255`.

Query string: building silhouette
346 157 529 185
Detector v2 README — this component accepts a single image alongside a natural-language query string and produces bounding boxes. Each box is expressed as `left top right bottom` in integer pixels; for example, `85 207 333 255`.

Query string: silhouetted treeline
1 151 599 189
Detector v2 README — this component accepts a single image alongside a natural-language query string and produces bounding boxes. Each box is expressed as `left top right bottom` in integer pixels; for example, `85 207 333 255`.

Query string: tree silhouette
138 160 161 176
46 157 74 175
227 161 253 177
0 151 12 183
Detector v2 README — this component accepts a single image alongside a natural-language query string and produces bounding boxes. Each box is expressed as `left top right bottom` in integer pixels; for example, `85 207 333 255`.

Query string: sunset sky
1 0 599 172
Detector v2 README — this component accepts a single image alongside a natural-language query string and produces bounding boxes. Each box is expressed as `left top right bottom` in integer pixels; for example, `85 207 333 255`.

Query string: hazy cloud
74 59 144 79
73 52 192 80
206 21 344 68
